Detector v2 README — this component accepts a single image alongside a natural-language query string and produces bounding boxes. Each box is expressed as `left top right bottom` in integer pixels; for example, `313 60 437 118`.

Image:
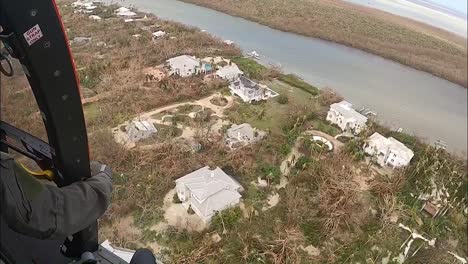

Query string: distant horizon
345 0 467 37
409 0 467 19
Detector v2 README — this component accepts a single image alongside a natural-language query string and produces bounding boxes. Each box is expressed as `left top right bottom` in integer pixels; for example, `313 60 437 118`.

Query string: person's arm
0 152 112 239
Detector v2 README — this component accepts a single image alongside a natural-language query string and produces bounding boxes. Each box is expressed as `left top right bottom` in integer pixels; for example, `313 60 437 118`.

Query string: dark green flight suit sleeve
0 152 112 240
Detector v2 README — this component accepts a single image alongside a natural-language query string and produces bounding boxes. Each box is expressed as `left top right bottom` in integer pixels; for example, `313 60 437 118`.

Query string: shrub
279 143 291 156
344 139 365 161
276 94 289 104
173 192 182 204
312 119 341 136
258 163 281 183
278 74 319 95
295 156 312 171
301 220 325 245
231 57 269 80
285 128 300 145
389 131 417 147
211 207 242 233
187 206 195 215
319 88 343 107
306 111 318 120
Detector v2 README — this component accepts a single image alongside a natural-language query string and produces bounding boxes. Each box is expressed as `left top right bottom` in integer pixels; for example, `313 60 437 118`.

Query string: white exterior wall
326 109 366 134
172 66 199 77
191 196 241 223
176 182 190 202
385 150 411 168
326 109 346 131
364 140 413 168
229 83 262 102
364 143 388 166
167 56 202 77
190 202 208 222
348 120 365 134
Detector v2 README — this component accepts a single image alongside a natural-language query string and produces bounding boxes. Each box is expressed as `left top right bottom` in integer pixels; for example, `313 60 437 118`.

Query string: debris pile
142 67 166 82
115 7 137 17
396 223 436 263
152 30 166 41
72 0 98 14
71 36 91 46
89 15 102 20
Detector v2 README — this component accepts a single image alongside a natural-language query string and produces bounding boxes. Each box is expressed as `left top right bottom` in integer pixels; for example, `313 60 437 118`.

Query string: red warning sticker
23 24 43 46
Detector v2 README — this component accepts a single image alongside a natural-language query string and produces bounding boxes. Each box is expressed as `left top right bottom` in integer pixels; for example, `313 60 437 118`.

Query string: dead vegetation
290 152 365 236
317 162 360 234
1 0 466 262
0 68 47 140
182 0 468 87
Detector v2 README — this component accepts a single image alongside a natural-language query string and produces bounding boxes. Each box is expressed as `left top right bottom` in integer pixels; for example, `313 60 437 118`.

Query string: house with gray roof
326 100 368 135
229 76 278 103
125 120 157 142
225 123 266 149
175 166 244 222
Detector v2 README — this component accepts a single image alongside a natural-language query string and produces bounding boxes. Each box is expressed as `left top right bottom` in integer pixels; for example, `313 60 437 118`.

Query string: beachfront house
229 76 279 103
363 132 414 168
216 64 243 81
175 166 244 222
225 123 266 149
166 55 203 77
326 101 367 135
125 120 157 142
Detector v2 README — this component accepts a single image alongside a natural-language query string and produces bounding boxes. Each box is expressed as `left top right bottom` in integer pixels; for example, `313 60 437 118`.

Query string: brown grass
3 0 466 261
1 0 243 247
0 70 47 140
182 0 468 87
315 153 361 234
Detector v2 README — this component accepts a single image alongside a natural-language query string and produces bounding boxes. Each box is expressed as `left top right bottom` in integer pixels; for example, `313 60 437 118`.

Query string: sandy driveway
139 93 233 119
113 93 234 148
150 189 207 233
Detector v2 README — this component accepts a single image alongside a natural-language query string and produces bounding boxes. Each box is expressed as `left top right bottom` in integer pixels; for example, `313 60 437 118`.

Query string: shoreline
179 0 468 88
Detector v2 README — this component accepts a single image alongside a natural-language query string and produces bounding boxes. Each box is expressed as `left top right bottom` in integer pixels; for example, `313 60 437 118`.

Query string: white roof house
363 132 414 168
229 76 279 103
175 166 244 222
225 123 266 149
216 64 243 81
125 120 157 142
166 55 202 77
326 101 368 135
